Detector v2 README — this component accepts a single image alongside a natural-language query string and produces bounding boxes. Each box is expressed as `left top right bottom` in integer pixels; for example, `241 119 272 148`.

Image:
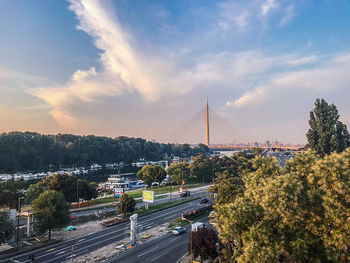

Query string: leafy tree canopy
167 161 190 185
117 193 136 216
32 190 70 240
136 165 166 186
27 174 98 203
0 210 14 243
0 180 24 209
307 98 350 157
214 150 350 262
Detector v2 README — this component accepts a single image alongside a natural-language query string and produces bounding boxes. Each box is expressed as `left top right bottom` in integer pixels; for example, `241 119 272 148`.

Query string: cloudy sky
0 0 349 144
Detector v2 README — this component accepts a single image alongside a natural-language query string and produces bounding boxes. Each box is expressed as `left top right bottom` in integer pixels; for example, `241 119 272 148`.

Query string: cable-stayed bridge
169 102 246 145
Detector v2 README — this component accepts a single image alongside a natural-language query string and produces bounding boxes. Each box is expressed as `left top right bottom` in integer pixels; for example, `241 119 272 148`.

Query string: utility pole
17 197 24 249
181 214 193 262
76 179 79 208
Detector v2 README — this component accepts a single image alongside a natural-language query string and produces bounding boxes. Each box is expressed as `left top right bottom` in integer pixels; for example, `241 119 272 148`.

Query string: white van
191 222 205 232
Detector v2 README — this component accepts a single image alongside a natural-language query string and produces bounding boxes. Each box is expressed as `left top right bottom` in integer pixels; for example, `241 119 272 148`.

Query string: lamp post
181 214 193 262
71 239 83 263
17 196 24 249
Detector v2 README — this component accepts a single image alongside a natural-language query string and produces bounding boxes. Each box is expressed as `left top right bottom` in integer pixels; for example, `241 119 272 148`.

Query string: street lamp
181 214 193 262
17 196 24 249
71 239 83 263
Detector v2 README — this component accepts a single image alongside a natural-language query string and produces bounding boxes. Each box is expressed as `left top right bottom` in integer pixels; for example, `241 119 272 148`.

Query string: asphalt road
3 198 209 263
70 186 209 218
107 218 211 263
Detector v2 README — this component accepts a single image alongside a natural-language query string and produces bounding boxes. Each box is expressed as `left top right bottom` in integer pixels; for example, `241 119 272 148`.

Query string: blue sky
0 0 349 144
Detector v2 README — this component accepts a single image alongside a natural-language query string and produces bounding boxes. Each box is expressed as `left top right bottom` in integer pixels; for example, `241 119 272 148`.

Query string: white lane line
44 234 124 263
150 252 167 262
170 236 183 242
55 251 65 256
137 246 159 257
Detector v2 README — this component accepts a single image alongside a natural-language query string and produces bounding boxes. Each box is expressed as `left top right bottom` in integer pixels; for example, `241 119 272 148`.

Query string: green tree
117 193 136 216
214 151 350 262
136 165 166 186
27 181 46 202
0 180 24 208
27 174 98 203
32 190 70 240
167 161 190 185
209 170 245 205
306 98 350 157
0 210 14 243
189 154 213 183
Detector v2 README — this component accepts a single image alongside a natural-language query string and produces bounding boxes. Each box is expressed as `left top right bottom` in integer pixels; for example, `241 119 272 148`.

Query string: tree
214 151 350 262
192 227 221 262
167 161 190 185
0 180 24 208
306 98 350 157
27 174 98 203
32 190 70 240
117 193 136 216
0 210 14 243
189 154 213 183
209 170 245 205
136 165 166 186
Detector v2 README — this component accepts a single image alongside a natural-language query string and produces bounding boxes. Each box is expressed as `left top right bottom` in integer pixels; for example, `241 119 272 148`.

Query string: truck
191 222 205 232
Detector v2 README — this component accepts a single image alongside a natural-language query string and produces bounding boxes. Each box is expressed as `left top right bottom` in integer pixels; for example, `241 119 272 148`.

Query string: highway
106 218 211 263
70 185 209 218
3 198 209 263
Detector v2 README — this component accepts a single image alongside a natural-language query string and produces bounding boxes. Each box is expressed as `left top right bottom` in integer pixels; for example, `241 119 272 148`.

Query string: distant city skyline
1 0 350 144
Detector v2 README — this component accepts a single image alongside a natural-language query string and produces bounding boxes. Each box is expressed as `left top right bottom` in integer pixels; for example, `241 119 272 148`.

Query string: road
70 185 210 218
106 218 211 263
3 198 209 263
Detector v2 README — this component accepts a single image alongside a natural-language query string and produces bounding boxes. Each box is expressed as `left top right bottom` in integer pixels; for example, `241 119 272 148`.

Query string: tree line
0 132 209 173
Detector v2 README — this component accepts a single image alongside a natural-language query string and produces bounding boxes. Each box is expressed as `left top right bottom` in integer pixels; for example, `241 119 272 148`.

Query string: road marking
170 236 183 242
137 246 159 257
150 252 167 262
55 251 65 255
78 238 85 242
46 248 56 251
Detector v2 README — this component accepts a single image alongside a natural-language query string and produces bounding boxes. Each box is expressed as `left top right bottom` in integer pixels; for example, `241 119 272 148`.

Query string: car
151 182 159 187
209 211 214 218
200 198 209 204
180 191 190 197
172 226 186 235
63 226 76 231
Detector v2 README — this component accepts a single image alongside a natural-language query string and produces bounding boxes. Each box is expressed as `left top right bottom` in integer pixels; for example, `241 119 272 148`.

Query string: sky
0 0 350 144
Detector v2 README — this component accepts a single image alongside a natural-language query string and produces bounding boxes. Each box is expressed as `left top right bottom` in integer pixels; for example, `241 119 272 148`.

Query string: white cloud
280 5 295 26
261 0 278 16
227 53 350 108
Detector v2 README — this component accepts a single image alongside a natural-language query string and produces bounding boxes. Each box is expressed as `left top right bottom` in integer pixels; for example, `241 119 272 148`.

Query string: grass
87 183 209 206
168 209 212 229
132 196 201 217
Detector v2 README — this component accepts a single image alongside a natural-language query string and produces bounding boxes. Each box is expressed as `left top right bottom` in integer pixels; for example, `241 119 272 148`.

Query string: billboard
114 187 124 198
142 190 154 203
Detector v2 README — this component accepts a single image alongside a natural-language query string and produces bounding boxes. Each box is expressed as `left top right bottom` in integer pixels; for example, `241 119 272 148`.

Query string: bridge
170 99 304 150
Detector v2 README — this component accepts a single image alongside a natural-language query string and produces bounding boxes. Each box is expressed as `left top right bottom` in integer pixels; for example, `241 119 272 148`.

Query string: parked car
200 198 209 204
172 226 186 235
151 182 159 187
63 226 76 231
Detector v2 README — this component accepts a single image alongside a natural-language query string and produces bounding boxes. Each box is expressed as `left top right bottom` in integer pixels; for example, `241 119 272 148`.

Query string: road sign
142 190 154 203
114 188 124 198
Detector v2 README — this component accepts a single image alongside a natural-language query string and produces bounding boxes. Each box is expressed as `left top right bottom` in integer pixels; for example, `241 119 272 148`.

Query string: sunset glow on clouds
0 0 349 143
